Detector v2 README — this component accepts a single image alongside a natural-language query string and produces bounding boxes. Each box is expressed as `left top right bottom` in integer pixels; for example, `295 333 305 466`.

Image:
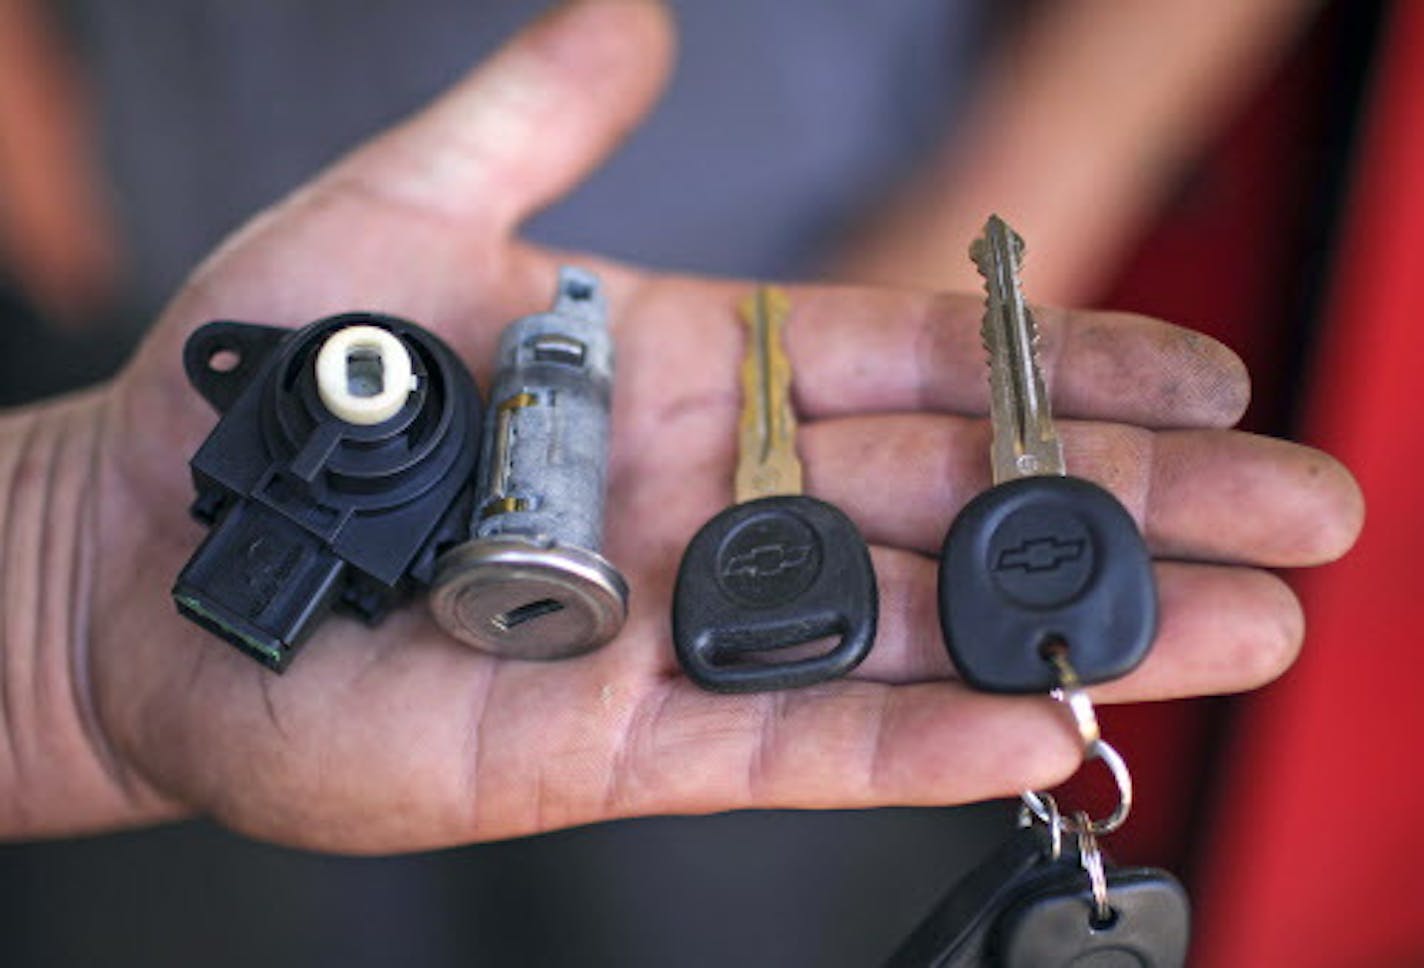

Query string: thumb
115 2 673 518
330 0 676 235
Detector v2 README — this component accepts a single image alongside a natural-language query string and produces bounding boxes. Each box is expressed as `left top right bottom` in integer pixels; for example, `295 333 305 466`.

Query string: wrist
0 389 179 837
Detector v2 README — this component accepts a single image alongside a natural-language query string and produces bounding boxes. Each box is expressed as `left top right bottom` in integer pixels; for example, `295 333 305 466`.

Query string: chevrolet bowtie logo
723 543 812 580
995 535 1085 573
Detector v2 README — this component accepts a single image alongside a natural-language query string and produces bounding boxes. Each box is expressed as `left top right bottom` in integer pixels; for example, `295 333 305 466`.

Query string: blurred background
0 0 1416 964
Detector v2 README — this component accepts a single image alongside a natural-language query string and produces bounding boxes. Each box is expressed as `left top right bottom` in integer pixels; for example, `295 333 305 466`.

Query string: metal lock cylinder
431 267 628 658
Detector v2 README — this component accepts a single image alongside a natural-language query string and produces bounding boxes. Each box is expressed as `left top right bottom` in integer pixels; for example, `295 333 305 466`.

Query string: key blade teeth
971 215 1065 481
971 220 1004 367
971 217 1027 299
969 237 991 278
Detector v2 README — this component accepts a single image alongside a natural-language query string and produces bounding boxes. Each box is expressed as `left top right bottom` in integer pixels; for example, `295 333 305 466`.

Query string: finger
107 602 1068 848
167 0 672 323
163 0 672 326
781 286 1250 428
121 2 673 502
609 281 1250 464
607 285 1252 539
153 0 669 328
856 550 1303 700
799 416 1363 567
1090 562 1302 703
601 677 1080 820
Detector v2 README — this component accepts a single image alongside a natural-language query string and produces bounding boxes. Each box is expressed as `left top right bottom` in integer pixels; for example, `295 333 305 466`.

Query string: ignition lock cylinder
431 267 629 659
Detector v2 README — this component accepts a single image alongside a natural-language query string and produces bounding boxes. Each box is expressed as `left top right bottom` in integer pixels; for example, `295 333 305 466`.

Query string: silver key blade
971 215 1066 482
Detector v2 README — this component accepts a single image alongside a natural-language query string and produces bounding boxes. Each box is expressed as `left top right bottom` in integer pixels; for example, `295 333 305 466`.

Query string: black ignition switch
173 313 482 671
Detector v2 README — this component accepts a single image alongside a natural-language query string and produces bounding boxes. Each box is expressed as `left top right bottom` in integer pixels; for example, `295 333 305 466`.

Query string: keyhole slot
494 598 565 632
1089 907 1120 931
314 324 415 425
530 334 586 367
1038 636 1070 663
346 345 385 398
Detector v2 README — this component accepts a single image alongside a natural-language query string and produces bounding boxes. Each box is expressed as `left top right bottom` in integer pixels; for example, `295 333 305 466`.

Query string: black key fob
939 476 1158 692
994 864 1191 968
885 824 1191 968
673 495 877 692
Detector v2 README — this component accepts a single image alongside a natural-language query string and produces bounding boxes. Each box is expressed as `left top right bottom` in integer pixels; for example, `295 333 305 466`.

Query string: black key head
673 495 877 693
884 824 1191 968
994 864 1191 968
939 475 1158 693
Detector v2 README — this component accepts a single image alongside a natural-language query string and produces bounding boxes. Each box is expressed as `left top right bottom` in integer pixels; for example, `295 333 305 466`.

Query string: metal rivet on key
672 287 877 693
431 266 628 659
938 216 1158 693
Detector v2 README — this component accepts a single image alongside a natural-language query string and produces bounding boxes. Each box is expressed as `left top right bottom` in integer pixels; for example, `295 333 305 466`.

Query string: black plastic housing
672 495 878 692
885 824 1190 966
938 476 1158 693
173 314 482 671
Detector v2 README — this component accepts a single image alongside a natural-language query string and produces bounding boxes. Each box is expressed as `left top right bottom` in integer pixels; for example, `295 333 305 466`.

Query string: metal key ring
1020 737 1134 837
1017 790 1064 860
1074 811 1114 924
1050 683 1102 752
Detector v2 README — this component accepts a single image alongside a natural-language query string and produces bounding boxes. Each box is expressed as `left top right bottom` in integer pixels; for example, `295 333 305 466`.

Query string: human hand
19 1 1359 852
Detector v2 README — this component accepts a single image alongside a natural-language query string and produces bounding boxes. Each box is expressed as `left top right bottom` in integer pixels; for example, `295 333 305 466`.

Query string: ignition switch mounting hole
208 348 241 372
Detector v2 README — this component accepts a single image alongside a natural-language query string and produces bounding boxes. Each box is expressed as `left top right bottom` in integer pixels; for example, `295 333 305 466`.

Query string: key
993 862 1190 968
885 822 1191 967
672 288 878 692
938 217 1158 692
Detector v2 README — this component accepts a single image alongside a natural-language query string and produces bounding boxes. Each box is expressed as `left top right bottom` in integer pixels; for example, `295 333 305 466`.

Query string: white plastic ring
314 325 416 425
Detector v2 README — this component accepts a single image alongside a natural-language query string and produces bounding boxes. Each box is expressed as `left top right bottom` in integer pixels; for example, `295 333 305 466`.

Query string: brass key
672 287 877 692
735 287 803 501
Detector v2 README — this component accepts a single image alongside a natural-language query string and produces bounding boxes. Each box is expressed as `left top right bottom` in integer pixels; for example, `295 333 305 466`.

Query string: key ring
1017 790 1064 860
1019 645 1133 836
1073 810 1114 924
1020 737 1133 836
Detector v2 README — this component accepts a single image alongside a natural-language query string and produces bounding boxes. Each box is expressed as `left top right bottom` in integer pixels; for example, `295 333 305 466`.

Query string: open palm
55 3 1361 852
